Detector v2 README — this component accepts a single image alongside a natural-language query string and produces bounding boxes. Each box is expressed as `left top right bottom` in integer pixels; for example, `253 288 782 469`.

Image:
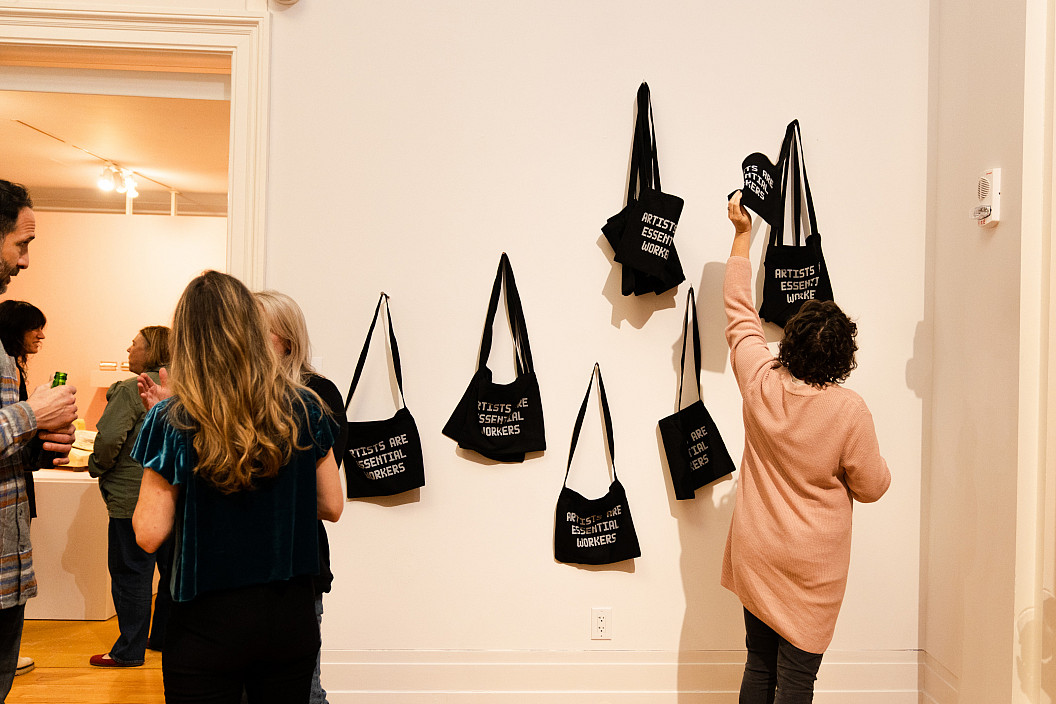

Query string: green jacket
88 370 160 519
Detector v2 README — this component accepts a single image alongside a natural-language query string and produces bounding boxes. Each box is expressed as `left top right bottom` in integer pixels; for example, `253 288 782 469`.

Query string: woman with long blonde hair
132 271 343 703
255 289 347 704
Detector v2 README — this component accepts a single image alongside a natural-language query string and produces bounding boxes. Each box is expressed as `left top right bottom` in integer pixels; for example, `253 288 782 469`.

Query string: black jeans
163 576 319 704
0 604 24 703
740 608 824 704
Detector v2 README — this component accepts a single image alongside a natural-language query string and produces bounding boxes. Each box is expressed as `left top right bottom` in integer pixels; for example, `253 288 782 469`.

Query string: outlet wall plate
591 607 612 640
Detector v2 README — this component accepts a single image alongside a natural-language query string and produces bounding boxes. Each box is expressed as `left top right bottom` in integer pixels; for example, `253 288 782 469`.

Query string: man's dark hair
0 181 32 238
776 300 858 388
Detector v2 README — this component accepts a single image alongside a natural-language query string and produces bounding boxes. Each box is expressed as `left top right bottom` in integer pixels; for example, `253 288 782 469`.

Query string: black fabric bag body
759 120 835 327
443 253 545 462
554 364 641 566
603 82 685 296
657 288 736 500
343 293 426 498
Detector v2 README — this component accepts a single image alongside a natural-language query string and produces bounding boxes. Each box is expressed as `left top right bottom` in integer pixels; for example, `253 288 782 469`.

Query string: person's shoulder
825 383 871 415
305 373 339 397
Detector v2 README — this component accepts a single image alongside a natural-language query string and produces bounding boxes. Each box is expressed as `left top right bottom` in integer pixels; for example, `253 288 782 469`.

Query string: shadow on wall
598 235 678 329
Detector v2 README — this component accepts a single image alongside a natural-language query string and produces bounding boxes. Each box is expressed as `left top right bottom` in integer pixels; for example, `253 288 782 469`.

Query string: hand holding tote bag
602 82 686 296
657 287 736 500
443 253 545 462
554 364 641 565
759 120 835 326
343 293 426 498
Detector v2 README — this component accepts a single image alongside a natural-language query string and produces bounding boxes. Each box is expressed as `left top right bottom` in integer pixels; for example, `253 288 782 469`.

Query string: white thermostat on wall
969 168 1001 228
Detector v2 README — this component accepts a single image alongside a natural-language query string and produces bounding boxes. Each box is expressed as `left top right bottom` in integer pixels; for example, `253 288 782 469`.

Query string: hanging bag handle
790 120 820 244
675 287 702 410
772 120 820 248
344 292 406 412
563 363 617 486
625 82 662 205
478 252 534 375
768 120 800 248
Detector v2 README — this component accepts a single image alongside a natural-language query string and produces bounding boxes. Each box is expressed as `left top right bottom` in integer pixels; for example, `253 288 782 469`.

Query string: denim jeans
0 603 25 703
740 608 824 704
108 517 156 664
310 598 327 704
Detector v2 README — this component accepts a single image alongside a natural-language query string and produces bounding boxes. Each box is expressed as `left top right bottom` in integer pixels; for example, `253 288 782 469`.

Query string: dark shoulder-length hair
775 300 858 388
0 300 45 361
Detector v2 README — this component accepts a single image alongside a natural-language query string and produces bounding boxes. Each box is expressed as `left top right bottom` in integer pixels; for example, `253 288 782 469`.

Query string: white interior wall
922 0 1035 701
5 212 226 427
264 2 927 699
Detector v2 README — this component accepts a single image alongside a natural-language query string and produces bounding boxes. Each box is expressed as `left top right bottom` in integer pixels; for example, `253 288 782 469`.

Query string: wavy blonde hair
166 271 309 493
254 290 315 385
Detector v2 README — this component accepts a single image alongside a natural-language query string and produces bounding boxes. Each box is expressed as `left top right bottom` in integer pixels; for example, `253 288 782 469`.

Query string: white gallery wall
264 2 928 701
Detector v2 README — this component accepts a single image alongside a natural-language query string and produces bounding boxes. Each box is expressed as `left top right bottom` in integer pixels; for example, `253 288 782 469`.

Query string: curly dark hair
775 300 858 388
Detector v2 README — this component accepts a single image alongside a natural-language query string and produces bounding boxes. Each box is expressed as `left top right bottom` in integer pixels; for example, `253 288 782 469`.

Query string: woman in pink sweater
723 192 890 703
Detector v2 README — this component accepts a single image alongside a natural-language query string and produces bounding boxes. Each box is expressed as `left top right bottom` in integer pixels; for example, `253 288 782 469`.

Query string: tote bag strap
768 120 800 248
563 363 617 486
344 292 406 412
625 82 661 204
478 252 534 375
675 287 702 409
790 120 820 243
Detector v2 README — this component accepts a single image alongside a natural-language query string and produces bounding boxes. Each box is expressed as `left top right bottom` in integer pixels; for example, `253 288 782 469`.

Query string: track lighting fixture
97 164 139 199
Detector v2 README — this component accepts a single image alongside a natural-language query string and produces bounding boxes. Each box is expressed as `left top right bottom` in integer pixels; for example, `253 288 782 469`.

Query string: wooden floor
9 617 164 704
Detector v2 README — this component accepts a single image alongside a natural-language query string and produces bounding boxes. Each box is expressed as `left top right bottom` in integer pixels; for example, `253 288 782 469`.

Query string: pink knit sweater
721 256 890 654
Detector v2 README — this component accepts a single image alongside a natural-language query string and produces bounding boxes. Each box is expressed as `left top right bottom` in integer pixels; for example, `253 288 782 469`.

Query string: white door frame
0 6 269 288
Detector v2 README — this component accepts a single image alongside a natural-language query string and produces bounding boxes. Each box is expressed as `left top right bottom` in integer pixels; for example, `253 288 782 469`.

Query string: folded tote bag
758 120 835 327
657 287 736 500
443 253 545 462
554 364 641 566
602 82 685 296
343 293 426 498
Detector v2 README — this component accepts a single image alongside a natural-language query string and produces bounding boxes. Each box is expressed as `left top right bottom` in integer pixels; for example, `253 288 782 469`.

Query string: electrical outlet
591 607 612 640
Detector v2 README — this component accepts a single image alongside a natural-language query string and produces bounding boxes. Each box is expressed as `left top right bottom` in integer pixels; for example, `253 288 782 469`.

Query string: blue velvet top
131 392 337 602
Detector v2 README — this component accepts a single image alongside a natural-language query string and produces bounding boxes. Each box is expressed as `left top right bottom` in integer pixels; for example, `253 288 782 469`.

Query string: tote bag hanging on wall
758 120 835 327
657 287 736 500
443 253 545 462
554 364 641 566
343 293 426 498
602 82 685 296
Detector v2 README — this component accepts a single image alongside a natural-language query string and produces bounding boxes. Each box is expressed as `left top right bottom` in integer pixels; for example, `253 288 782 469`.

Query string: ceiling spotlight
97 166 116 192
124 174 139 199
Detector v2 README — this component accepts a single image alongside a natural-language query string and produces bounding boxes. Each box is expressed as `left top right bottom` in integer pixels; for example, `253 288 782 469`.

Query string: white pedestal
25 469 115 621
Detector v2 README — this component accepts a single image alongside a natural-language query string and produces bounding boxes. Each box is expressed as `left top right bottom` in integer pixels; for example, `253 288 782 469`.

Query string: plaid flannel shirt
0 350 37 608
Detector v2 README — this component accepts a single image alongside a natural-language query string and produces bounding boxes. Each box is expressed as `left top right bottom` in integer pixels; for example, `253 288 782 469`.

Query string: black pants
163 577 319 704
0 604 24 703
740 608 824 704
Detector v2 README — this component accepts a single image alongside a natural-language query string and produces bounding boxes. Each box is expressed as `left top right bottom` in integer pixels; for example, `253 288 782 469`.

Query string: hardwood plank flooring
8 617 164 704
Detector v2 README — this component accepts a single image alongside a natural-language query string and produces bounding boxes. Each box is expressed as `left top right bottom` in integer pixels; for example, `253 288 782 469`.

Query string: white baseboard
318 649 922 703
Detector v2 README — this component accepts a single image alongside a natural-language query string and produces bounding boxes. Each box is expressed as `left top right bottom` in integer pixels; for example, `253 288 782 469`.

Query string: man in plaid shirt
0 181 78 702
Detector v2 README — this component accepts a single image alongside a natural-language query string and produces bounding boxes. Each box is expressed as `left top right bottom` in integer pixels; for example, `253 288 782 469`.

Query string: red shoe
89 653 142 668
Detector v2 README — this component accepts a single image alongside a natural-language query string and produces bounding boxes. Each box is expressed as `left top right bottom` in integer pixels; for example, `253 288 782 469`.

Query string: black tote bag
603 82 685 295
343 293 425 498
555 364 641 566
759 120 834 327
657 288 736 500
443 253 545 462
